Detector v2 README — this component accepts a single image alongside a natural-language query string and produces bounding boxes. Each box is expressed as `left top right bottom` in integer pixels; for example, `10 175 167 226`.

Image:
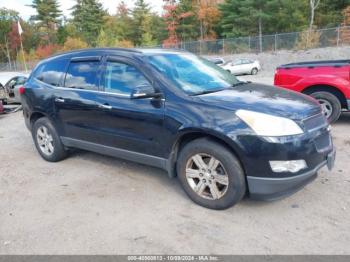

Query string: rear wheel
251 68 258 75
176 138 246 210
32 117 68 162
310 91 341 123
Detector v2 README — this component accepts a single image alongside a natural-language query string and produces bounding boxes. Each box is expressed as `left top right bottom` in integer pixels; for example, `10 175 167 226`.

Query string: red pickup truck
274 60 350 123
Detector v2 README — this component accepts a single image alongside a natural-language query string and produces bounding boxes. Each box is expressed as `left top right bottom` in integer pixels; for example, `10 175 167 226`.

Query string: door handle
55 97 65 103
98 103 112 110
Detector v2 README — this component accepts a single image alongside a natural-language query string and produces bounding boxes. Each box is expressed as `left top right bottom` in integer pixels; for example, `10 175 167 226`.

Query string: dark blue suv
21 48 335 209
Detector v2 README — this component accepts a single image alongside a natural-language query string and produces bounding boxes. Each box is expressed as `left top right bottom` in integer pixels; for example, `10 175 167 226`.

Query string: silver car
2 75 28 104
221 58 261 75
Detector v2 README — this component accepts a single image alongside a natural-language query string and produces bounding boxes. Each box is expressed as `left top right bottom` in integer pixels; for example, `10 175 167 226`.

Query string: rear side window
242 59 253 64
64 61 99 91
34 59 68 86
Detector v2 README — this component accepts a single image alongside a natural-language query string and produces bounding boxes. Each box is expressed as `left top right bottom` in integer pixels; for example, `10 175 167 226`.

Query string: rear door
54 56 103 143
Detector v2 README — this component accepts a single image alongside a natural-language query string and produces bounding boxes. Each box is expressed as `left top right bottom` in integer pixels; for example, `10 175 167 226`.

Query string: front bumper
247 156 332 201
232 123 335 200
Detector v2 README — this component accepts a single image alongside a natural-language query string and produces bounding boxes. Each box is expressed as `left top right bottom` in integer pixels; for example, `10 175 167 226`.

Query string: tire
310 91 341 123
176 138 246 210
251 68 258 75
32 117 68 162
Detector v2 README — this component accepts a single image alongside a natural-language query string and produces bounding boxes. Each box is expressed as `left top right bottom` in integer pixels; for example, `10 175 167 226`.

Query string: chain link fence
0 60 37 73
173 26 350 56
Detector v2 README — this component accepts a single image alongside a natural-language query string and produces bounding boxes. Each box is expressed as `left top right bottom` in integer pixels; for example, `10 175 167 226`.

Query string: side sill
61 137 169 172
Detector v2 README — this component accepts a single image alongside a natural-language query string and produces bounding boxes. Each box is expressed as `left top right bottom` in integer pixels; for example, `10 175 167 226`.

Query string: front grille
303 113 331 153
303 113 328 133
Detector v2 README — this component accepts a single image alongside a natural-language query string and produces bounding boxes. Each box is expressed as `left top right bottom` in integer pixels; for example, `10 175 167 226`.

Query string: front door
92 56 165 158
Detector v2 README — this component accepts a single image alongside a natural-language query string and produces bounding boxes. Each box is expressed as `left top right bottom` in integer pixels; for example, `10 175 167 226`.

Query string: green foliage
131 0 157 46
29 0 62 28
61 37 88 51
176 0 199 41
0 8 19 62
316 0 350 27
71 0 106 46
219 0 309 38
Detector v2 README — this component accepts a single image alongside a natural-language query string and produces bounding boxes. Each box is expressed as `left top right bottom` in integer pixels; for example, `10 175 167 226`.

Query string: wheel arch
167 130 245 178
302 85 348 109
29 111 52 130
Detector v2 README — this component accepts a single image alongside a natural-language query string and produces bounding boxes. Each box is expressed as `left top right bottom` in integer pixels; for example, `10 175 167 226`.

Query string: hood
195 83 321 120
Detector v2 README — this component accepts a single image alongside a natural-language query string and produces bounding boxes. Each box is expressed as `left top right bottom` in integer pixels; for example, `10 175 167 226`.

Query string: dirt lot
0 78 350 254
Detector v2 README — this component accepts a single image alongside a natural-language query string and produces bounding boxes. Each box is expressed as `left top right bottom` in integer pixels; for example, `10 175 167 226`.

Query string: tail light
274 69 280 85
19 86 25 95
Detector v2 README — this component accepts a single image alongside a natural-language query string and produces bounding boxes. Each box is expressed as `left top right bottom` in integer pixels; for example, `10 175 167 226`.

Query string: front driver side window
102 61 151 96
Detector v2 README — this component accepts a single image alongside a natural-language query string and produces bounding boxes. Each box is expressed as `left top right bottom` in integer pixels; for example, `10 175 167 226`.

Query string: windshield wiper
190 88 225 96
231 81 251 87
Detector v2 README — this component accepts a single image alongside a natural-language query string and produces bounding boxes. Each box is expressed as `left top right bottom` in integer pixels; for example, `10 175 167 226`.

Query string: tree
131 0 156 46
140 15 157 46
0 8 19 65
316 0 350 27
309 0 321 31
176 0 198 41
270 0 308 33
29 0 62 43
163 0 180 47
61 37 88 51
71 0 106 46
197 0 221 40
30 0 62 29
97 3 133 47
219 0 278 52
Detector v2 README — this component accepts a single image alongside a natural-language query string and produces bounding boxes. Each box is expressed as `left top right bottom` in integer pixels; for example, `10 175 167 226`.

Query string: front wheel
176 138 246 210
310 91 341 123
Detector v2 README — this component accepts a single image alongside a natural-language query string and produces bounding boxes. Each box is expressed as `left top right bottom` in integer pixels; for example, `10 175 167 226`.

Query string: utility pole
17 21 28 72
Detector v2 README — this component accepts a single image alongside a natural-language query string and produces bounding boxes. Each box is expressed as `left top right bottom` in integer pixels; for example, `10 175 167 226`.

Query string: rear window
64 61 100 91
33 59 68 87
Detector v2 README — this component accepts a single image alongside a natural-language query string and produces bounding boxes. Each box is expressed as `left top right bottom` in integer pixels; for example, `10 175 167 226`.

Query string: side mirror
130 83 161 99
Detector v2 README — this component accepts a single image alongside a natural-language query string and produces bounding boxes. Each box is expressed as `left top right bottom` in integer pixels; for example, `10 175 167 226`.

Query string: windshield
146 52 240 95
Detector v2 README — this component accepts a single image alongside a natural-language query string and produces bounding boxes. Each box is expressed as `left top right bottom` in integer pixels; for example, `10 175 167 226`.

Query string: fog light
270 160 307 173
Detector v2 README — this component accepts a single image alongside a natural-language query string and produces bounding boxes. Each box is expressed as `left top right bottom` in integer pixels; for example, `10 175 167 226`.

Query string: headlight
236 110 304 137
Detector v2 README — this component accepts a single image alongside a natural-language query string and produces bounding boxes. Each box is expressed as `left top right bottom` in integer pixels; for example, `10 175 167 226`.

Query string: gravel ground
0 82 350 254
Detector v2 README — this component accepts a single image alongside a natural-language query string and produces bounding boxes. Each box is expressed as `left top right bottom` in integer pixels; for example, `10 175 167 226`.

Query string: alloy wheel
185 153 229 200
318 98 333 119
36 126 54 156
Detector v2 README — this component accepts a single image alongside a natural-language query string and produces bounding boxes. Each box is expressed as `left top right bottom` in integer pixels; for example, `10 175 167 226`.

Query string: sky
0 0 164 20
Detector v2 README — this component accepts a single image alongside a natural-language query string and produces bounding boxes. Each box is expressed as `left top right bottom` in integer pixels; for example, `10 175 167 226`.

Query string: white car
221 58 261 75
0 72 29 104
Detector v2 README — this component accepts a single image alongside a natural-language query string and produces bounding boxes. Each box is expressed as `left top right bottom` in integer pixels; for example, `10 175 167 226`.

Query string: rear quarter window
33 59 68 87
64 61 100 91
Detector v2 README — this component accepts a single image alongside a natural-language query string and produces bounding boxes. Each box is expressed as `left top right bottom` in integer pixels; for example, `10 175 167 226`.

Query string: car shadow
68 149 186 198
337 112 350 124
